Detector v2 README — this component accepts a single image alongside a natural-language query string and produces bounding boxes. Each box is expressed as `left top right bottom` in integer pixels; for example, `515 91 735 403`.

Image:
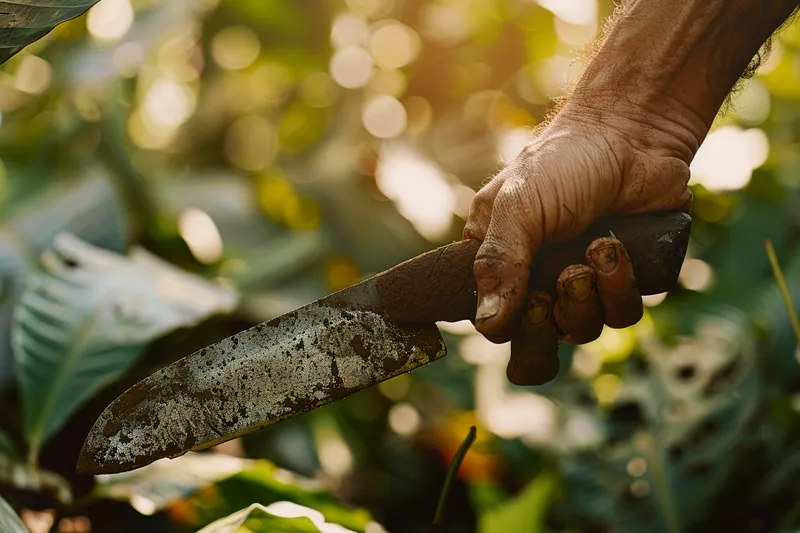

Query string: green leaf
479 471 557 533
94 452 251 515
196 503 331 533
0 495 27 533
13 233 239 461
546 304 762 533
0 0 101 65
188 461 373 532
0 427 71 504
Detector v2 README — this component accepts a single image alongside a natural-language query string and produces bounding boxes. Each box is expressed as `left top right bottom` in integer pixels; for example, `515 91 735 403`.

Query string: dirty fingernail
476 293 500 322
528 299 550 325
590 246 618 273
565 273 594 301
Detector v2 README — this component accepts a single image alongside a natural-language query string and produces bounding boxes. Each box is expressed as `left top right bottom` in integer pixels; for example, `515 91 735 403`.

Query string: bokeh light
367 21 420 69
362 95 407 138
346 0 394 19
375 143 455 240
330 46 374 88
13 55 51 94
690 125 769 192
679 258 715 292
388 403 421 437
143 78 196 127
178 208 223 264
87 0 134 42
318 436 354 478
224 116 279 172
211 26 261 70
538 0 597 25
331 12 369 48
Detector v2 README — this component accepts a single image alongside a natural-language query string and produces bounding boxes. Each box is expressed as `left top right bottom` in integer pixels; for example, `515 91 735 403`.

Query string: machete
77 212 690 475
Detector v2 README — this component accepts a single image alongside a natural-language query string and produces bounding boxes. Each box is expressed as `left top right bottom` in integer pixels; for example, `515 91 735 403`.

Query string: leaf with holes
12 233 238 462
543 304 763 533
0 0 102 64
0 495 27 533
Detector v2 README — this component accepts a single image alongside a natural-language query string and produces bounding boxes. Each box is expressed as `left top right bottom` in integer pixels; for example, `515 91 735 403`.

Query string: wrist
567 0 799 164
557 97 703 166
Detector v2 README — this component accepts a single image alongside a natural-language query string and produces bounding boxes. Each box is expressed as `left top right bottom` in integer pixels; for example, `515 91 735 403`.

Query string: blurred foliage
0 0 797 532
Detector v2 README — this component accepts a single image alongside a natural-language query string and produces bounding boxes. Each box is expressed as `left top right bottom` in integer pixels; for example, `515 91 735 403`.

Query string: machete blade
77 278 445 475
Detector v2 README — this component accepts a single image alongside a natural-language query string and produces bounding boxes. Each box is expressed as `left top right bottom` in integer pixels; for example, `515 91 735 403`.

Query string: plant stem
432 425 476 531
765 240 800 346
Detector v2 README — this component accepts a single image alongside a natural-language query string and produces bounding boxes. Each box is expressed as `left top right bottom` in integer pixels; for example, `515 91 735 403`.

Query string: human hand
463 103 694 384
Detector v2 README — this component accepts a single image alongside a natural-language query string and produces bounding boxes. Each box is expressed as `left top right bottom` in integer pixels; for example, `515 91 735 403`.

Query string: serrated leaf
0 495 27 533
94 452 251 515
0 0 101 65
13 233 238 461
196 502 352 533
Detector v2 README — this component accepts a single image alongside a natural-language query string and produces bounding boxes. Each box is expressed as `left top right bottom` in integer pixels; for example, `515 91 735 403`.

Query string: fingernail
590 246 618 273
566 273 594 301
476 293 500 322
528 299 550 325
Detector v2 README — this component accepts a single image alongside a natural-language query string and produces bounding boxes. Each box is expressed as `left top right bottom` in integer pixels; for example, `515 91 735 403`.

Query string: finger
507 291 559 386
554 264 604 344
462 171 507 241
586 237 643 329
473 181 541 343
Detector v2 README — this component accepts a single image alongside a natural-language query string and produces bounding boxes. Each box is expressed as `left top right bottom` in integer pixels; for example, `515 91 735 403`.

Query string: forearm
570 0 799 161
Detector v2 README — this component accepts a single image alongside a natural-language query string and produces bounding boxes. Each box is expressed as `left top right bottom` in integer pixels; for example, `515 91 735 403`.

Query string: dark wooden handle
376 212 691 324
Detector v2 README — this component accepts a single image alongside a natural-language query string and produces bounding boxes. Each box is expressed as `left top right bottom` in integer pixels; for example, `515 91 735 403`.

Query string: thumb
473 189 542 342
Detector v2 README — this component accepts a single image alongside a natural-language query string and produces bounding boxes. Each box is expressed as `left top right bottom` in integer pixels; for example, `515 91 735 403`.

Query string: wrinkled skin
463 103 693 378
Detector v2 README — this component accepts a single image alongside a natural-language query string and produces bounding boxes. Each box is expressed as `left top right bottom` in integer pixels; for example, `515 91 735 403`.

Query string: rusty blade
77 279 445 475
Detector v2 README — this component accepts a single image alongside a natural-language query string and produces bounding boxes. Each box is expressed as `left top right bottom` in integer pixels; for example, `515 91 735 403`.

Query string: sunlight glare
87 0 134 42
388 403 421 437
143 78 196 127
318 436 354 478
264 502 325 525
498 127 534 163
331 12 369 48
690 125 769 192
178 208 224 264
368 21 420 69
537 0 597 25
14 55 52 94
362 95 407 138
330 46 374 88
679 258 714 291
375 143 455 240
642 292 667 307
211 26 261 70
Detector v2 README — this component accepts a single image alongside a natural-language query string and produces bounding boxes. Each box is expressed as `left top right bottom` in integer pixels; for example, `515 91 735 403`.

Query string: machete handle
375 212 691 325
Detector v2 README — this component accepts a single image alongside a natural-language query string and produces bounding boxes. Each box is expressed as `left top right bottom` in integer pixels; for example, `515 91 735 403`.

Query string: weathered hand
463 104 694 384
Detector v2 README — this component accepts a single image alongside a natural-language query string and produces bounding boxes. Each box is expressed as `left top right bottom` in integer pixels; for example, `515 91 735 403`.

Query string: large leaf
185 461 373 533
542 305 763 533
196 503 351 533
12 233 238 460
94 452 251 515
0 0 101 65
0 494 27 533
0 175 129 388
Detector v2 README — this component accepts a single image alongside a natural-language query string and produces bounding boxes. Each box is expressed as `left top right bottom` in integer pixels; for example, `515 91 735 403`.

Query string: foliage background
0 0 799 532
